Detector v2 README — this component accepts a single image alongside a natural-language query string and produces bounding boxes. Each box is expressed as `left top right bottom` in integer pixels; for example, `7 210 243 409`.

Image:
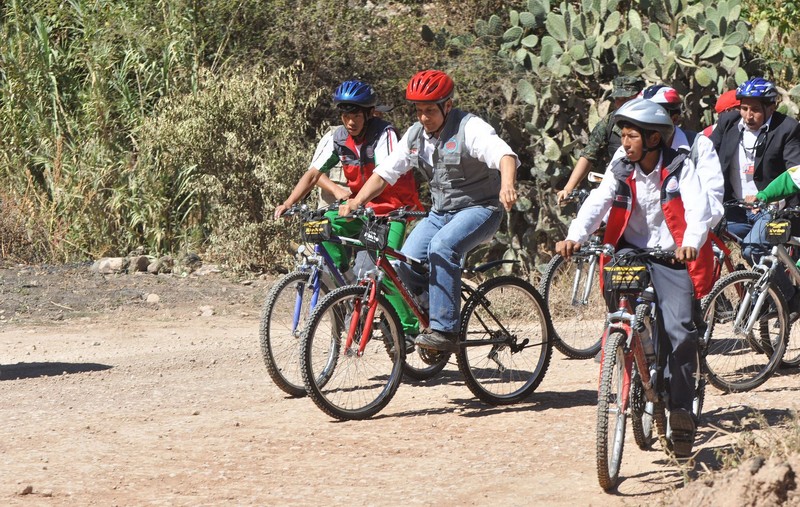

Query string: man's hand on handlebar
273 202 290 220
674 246 697 263
555 239 581 260
338 199 360 218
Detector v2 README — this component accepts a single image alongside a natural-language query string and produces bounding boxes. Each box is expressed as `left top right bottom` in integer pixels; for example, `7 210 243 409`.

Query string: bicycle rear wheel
259 270 329 397
630 368 656 451
701 270 788 393
300 285 404 420
456 276 552 405
597 330 628 491
782 320 800 367
540 254 604 359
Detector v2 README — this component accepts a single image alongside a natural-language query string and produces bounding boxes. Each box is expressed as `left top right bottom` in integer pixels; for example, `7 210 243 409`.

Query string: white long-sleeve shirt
373 116 519 185
732 116 773 200
609 128 724 227
567 153 713 250
309 128 398 173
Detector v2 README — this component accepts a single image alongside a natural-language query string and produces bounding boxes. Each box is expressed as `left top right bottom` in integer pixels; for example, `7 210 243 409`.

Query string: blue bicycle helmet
333 80 378 109
736 77 778 103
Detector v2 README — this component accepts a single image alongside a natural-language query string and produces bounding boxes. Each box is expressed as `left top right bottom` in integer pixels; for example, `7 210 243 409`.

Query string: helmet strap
429 99 452 138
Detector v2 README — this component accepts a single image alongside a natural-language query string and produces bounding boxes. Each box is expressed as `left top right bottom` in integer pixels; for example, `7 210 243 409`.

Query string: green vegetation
0 0 798 271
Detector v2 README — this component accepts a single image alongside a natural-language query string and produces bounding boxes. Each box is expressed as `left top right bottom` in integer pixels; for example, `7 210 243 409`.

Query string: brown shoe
415 329 458 353
669 408 696 458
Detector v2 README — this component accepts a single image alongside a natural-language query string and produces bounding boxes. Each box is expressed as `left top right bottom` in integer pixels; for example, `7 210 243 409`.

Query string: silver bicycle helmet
613 98 675 144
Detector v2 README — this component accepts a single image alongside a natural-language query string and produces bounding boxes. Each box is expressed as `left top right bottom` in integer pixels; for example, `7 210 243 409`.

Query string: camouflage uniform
579 75 646 168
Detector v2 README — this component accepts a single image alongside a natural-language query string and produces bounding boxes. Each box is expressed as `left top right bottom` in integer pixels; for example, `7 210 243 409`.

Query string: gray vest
406 109 501 212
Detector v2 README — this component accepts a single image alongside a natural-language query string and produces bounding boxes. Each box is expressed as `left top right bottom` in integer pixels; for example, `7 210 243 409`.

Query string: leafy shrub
136 62 323 270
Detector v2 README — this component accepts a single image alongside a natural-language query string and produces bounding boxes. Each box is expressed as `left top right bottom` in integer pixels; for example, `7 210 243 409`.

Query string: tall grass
0 0 200 260
0 0 447 265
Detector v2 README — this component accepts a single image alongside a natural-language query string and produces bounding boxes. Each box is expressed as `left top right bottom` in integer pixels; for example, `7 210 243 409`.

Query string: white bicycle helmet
613 98 675 144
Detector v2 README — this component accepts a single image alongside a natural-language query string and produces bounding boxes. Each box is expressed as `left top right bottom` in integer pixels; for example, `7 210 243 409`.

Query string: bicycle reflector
301 218 332 243
765 219 791 245
360 223 390 250
603 262 649 297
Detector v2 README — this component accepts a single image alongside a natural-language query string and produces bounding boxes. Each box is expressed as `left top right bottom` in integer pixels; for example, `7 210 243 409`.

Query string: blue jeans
726 207 796 302
396 205 503 333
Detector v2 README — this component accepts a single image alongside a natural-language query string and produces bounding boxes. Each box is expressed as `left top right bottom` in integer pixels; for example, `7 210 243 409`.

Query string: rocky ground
1 263 800 506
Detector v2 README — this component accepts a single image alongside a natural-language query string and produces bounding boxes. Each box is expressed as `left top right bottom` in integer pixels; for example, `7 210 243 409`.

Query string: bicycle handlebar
279 202 340 220
344 206 428 221
572 244 676 262
724 200 800 218
608 247 676 262
559 189 590 206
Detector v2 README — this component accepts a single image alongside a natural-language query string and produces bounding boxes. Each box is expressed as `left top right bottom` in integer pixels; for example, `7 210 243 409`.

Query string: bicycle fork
736 259 777 334
599 323 654 413
292 267 321 337
341 281 379 357
571 256 598 306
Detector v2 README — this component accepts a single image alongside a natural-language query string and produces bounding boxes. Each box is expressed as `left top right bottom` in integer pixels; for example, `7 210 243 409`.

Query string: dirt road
1 267 798 505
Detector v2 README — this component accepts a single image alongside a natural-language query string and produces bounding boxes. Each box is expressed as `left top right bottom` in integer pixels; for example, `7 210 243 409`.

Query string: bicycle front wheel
701 270 788 393
596 330 628 491
457 276 552 405
300 285 404 420
540 254 604 359
259 270 330 397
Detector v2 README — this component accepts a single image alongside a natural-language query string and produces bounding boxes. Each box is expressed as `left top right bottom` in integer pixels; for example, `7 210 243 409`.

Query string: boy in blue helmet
275 80 423 347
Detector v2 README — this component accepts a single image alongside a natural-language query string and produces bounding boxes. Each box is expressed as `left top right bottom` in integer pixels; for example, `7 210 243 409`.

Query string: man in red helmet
339 70 519 353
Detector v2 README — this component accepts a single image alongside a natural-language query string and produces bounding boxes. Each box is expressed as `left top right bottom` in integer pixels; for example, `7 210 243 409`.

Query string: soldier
556 75 646 202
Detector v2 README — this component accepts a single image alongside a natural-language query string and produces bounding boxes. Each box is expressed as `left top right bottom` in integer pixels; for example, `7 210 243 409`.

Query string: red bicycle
299 207 553 420
596 247 704 491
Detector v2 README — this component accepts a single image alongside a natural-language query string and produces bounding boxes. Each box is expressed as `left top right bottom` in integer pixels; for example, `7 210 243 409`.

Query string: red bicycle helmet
406 70 454 103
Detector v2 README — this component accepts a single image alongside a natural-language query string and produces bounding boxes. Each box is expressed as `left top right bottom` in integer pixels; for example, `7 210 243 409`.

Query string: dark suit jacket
709 109 800 201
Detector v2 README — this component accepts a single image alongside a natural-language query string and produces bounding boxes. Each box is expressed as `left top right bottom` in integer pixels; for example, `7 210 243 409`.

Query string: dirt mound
0 262 264 323
669 456 800 506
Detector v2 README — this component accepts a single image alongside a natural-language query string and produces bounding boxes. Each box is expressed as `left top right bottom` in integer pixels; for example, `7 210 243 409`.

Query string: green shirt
756 166 800 202
579 112 623 166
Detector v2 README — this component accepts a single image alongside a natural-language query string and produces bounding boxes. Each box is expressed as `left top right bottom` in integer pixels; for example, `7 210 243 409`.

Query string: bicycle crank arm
642 379 658 404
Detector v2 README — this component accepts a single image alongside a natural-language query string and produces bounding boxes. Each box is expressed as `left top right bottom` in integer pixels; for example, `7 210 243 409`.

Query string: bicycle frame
599 296 654 412
342 247 430 356
289 235 362 335
341 238 520 358
732 239 800 335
